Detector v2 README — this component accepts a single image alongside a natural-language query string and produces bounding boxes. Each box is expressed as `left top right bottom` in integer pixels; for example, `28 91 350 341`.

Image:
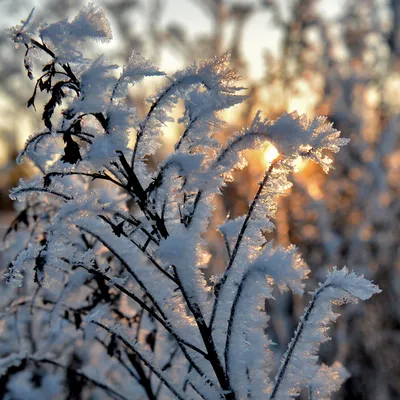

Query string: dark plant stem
132 81 178 167
12 187 72 201
210 159 278 328
224 270 252 389
77 226 217 389
125 350 157 400
93 321 186 400
27 356 129 400
75 229 207 359
44 171 126 191
269 284 333 399
131 76 208 168
154 346 179 398
173 267 234 400
117 151 169 239
175 116 198 151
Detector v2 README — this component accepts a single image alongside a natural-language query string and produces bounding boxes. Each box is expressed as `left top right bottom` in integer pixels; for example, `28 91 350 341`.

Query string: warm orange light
293 156 307 172
263 145 279 165
307 181 323 200
0 139 8 168
263 146 308 173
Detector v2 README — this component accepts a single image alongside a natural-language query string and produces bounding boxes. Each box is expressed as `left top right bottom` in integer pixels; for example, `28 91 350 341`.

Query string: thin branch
78 225 222 392
183 363 193 393
175 116 198 151
93 321 186 400
210 159 278 328
98 215 176 283
11 187 72 201
125 347 157 400
131 76 208 168
189 381 212 400
30 38 55 58
269 284 334 399
117 151 169 239
20 131 90 161
44 171 126 191
26 356 129 400
224 270 252 391
172 267 233 399
185 131 276 227
131 81 178 167
222 231 231 258
155 346 179 398
5 300 142 385
76 225 209 361
114 211 160 245
75 260 206 359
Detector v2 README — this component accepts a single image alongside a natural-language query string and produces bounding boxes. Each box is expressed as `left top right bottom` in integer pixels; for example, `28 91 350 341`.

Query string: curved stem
11 187 72 201
44 171 126 191
93 321 186 400
131 76 208 168
98 215 176 283
20 130 93 161
175 116 198 151
26 356 129 400
269 284 333 399
210 159 278 328
224 270 252 391
76 226 207 359
132 81 179 168
77 225 218 389
172 267 233 399
186 131 276 227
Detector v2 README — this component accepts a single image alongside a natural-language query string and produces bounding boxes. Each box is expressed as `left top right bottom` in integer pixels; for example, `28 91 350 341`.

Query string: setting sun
263 144 279 165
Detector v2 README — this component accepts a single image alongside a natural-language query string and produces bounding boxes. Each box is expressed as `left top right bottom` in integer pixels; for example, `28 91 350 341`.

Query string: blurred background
0 0 399 398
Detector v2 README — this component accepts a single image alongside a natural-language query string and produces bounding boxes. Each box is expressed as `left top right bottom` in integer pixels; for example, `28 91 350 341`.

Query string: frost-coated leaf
270 267 380 399
39 3 112 64
249 243 310 296
261 111 350 172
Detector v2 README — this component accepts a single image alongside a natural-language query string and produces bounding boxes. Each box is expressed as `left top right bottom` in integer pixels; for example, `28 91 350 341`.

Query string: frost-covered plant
1 5 380 400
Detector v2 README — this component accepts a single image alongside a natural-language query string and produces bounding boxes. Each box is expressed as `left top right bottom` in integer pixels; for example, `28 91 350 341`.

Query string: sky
1 0 346 80
157 0 345 78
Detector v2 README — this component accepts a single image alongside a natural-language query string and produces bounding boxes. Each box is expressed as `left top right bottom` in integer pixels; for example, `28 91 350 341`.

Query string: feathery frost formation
1 4 379 399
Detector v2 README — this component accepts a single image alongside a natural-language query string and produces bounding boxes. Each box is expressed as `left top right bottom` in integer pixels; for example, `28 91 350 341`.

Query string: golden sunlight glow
263 144 279 165
16 117 33 150
0 139 8 168
307 181 323 200
162 125 179 144
263 146 309 173
287 78 321 116
293 156 308 172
